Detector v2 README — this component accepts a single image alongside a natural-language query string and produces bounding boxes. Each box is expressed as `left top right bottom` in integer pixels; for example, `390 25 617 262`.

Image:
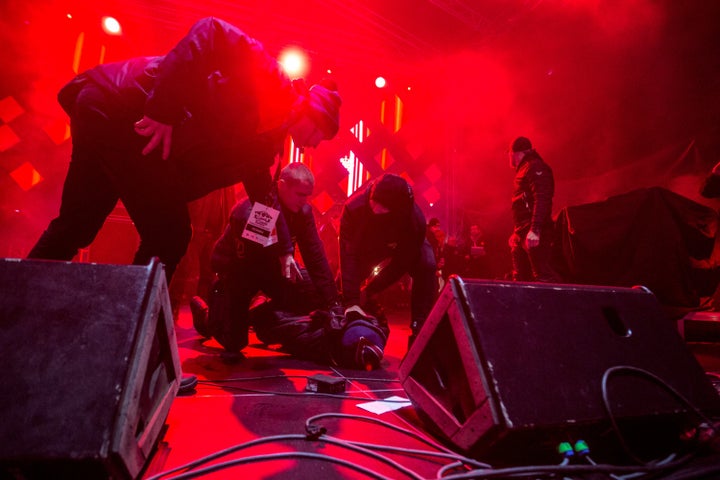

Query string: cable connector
304 424 327 441
573 439 590 456
557 442 574 458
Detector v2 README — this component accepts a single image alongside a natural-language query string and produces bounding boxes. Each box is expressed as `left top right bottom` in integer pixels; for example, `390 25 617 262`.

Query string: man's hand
280 253 302 282
344 304 369 321
525 230 540 249
134 116 173 160
508 233 522 248
712 161 720 175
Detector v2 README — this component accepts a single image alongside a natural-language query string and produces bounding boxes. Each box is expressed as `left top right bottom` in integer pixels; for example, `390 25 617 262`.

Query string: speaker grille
0 259 181 479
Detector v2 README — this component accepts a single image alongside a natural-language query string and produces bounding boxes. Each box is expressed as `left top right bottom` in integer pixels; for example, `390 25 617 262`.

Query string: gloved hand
310 303 347 332
328 303 346 330
344 304 369 323
280 253 302 282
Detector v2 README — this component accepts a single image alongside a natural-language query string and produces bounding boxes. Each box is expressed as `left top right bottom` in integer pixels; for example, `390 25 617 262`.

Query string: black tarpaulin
553 187 718 307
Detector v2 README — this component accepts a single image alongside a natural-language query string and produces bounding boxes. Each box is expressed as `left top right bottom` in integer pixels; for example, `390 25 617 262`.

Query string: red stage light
279 47 309 79
101 16 122 36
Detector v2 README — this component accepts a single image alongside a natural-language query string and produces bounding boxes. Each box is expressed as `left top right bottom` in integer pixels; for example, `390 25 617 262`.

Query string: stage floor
142 303 720 480
142 305 451 479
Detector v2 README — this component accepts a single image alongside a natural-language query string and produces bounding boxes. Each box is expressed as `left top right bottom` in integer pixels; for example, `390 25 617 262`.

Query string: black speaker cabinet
0 258 181 479
399 277 720 463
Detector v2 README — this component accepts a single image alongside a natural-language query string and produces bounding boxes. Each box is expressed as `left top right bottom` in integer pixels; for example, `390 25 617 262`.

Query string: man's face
288 114 325 149
509 150 523 169
278 179 313 213
369 199 390 215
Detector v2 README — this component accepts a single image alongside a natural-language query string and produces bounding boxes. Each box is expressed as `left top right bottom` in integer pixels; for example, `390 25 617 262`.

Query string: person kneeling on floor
191 162 387 369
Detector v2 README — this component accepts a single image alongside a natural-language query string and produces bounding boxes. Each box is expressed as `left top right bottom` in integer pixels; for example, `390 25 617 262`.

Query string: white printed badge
241 202 279 247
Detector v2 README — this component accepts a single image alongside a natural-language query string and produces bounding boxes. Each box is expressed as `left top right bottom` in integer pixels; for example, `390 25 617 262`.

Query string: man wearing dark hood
339 173 437 346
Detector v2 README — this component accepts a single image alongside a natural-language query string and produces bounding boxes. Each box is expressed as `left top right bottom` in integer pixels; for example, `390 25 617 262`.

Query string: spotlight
101 16 122 36
279 47 309 78
375 76 387 89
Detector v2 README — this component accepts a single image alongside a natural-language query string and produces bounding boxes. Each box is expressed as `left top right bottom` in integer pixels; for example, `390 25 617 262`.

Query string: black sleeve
701 173 720 198
296 208 340 306
529 162 555 231
210 200 254 273
339 204 364 307
365 206 429 295
145 17 260 124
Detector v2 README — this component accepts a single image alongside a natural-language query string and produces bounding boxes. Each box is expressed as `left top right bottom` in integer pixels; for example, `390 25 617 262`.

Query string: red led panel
10 162 44 191
0 124 20 152
43 118 72 145
311 190 335 214
0 96 24 123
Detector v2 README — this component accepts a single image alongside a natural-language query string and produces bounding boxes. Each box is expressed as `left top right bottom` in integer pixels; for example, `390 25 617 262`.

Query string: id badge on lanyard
241 201 279 247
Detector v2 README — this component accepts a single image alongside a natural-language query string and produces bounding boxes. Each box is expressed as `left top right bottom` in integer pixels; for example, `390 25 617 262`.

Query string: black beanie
305 79 341 140
370 174 414 213
511 136 533 152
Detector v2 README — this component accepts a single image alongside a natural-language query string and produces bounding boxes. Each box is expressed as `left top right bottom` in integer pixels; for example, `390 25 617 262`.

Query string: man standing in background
508 136 560 282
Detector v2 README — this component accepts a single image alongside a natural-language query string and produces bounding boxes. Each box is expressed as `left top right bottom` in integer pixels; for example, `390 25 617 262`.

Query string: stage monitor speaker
0 258 181 479
399 277 720 463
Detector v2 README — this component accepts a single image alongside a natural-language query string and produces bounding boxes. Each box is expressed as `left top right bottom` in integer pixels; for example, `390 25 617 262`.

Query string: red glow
422 185 441 206
42 118 71 145
0 96 25 122
311 190 335 214
0 125 20 152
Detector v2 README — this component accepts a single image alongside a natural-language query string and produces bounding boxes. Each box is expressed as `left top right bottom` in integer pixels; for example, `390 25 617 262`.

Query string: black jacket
212 198 339 308
339 185 426 306
511 150 555 233
58 17 296 202
701 173 720 198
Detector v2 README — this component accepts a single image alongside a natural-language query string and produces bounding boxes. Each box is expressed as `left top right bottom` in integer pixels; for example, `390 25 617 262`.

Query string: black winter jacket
212 198 339 308
511 150 555 233
339 186 426 306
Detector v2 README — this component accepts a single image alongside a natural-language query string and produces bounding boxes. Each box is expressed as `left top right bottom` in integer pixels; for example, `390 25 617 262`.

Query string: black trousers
208 262 324 353
28 83 191 280
27 82 272 281
511 225 560 283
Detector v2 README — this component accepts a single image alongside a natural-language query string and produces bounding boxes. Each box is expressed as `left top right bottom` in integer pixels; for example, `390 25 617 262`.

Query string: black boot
190 296 210 338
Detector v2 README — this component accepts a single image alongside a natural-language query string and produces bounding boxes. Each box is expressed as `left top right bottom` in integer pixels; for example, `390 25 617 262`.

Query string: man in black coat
28 17 341 281
192 163 387 368
339 173 437 346
508 136 560 282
